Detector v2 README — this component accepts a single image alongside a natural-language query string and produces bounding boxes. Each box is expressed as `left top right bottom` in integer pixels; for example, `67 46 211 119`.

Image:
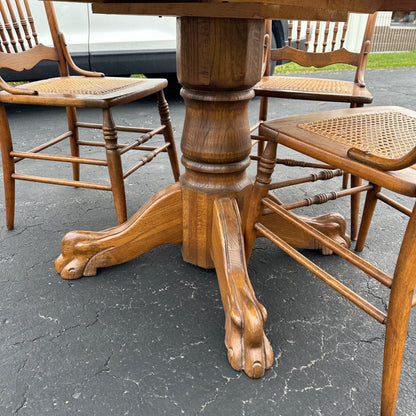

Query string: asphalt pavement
1 67 416 415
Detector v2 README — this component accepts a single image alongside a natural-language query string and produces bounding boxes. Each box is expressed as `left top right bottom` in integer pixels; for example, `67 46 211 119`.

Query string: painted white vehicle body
2 0 177 80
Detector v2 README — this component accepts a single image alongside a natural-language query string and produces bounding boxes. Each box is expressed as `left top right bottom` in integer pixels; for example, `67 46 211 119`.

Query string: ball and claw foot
55 230 106 279
225 297 274 378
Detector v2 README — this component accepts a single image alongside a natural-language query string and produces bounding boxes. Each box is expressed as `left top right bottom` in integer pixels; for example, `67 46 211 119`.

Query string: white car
1 1 292 83
2 0 177 81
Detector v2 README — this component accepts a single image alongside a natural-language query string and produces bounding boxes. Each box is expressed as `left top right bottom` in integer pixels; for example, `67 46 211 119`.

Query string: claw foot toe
55 231 103 279
225 297 273 378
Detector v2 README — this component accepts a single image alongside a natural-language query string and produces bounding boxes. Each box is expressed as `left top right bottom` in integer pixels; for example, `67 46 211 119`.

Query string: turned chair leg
342 172 349 189
355 184 381 252
157 90 180 182
256 96 269 158
66 106 80 182
345 101 364 201
381 204 416 415
102 108 127 224
0 104 15 230
244 139 278 261
350 175 362 240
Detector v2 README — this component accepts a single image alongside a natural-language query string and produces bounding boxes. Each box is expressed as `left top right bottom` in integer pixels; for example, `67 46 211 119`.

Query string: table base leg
55 182 183 279
259 209 351 255
211 197 273 378
54 182 350 379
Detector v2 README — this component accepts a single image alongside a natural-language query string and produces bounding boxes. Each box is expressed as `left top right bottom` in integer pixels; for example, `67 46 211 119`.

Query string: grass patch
274 50 416 74
8 81 28 86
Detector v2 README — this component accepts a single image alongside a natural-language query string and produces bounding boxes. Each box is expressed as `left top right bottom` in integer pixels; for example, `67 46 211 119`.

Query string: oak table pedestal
56 16 350 378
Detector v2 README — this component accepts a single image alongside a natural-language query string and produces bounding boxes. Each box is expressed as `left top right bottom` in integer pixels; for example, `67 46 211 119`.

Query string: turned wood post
177 16 264 268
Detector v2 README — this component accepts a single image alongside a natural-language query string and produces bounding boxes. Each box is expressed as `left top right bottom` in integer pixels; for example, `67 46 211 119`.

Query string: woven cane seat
256 76 354 94
26 77 144 95
299 111 416 160
254 75 373 103
259 106 416 196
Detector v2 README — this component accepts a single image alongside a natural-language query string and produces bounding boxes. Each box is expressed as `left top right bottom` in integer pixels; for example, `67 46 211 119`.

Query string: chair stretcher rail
13 131 73 163
123 142 170 179
255 221 387 324
10 151 107 166
262 197 393 288
11 173 111 190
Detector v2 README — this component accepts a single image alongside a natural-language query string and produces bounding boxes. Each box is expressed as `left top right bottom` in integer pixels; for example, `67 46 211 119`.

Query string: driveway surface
1 67 416 415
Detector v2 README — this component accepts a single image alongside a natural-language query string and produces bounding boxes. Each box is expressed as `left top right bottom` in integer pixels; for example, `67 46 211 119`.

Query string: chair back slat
0 0 39 52
312 22 319 52
24 0 38 46
15 0 35 48
0 21 8 52
322 21 330 52
0 1 15 52
332 22 339 51
296 19 301 49
0 42 58 70
271 46 360 68
340 17 348 48
269 13 377 71
304 21 310 51
6 0 26 51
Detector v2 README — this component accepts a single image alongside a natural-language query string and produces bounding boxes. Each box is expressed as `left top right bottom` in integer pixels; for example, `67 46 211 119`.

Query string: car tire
270 20 289 74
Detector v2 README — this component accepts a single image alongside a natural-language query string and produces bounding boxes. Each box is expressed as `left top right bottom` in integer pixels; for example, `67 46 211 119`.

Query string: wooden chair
0 0 180 230
245 105 416 415
251 13 378 239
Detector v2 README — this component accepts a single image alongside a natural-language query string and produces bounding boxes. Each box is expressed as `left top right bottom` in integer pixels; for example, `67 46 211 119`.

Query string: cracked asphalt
1 67 416 415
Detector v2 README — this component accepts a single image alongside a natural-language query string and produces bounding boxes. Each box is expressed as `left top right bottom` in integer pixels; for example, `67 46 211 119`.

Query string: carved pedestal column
177 16 264 268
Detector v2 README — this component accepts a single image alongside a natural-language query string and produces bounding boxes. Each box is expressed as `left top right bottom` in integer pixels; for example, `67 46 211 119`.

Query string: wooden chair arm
347 146 416 171
354 40 371 88
261 20 272 77
261 33 271 77
58 32 104 78
0 77 38 96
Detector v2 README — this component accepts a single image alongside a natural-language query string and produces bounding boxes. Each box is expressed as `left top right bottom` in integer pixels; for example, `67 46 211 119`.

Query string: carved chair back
0 0 70 90
265 13 377 85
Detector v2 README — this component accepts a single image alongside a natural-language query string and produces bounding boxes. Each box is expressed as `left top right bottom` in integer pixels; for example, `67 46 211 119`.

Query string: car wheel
270 20 289 74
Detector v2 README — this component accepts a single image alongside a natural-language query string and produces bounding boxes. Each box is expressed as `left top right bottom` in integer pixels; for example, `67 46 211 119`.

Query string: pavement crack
13 333 51 346
280 334 333 398
85 311 100 328
358 335 384 344
13 383 28 414
56 323 83 337
16 357 29 374
366 280 388 312
95 352 113 376
197 370 242 413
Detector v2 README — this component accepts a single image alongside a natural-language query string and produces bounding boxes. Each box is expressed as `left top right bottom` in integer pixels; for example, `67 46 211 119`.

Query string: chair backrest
0 0 71 93
264 13 377 86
